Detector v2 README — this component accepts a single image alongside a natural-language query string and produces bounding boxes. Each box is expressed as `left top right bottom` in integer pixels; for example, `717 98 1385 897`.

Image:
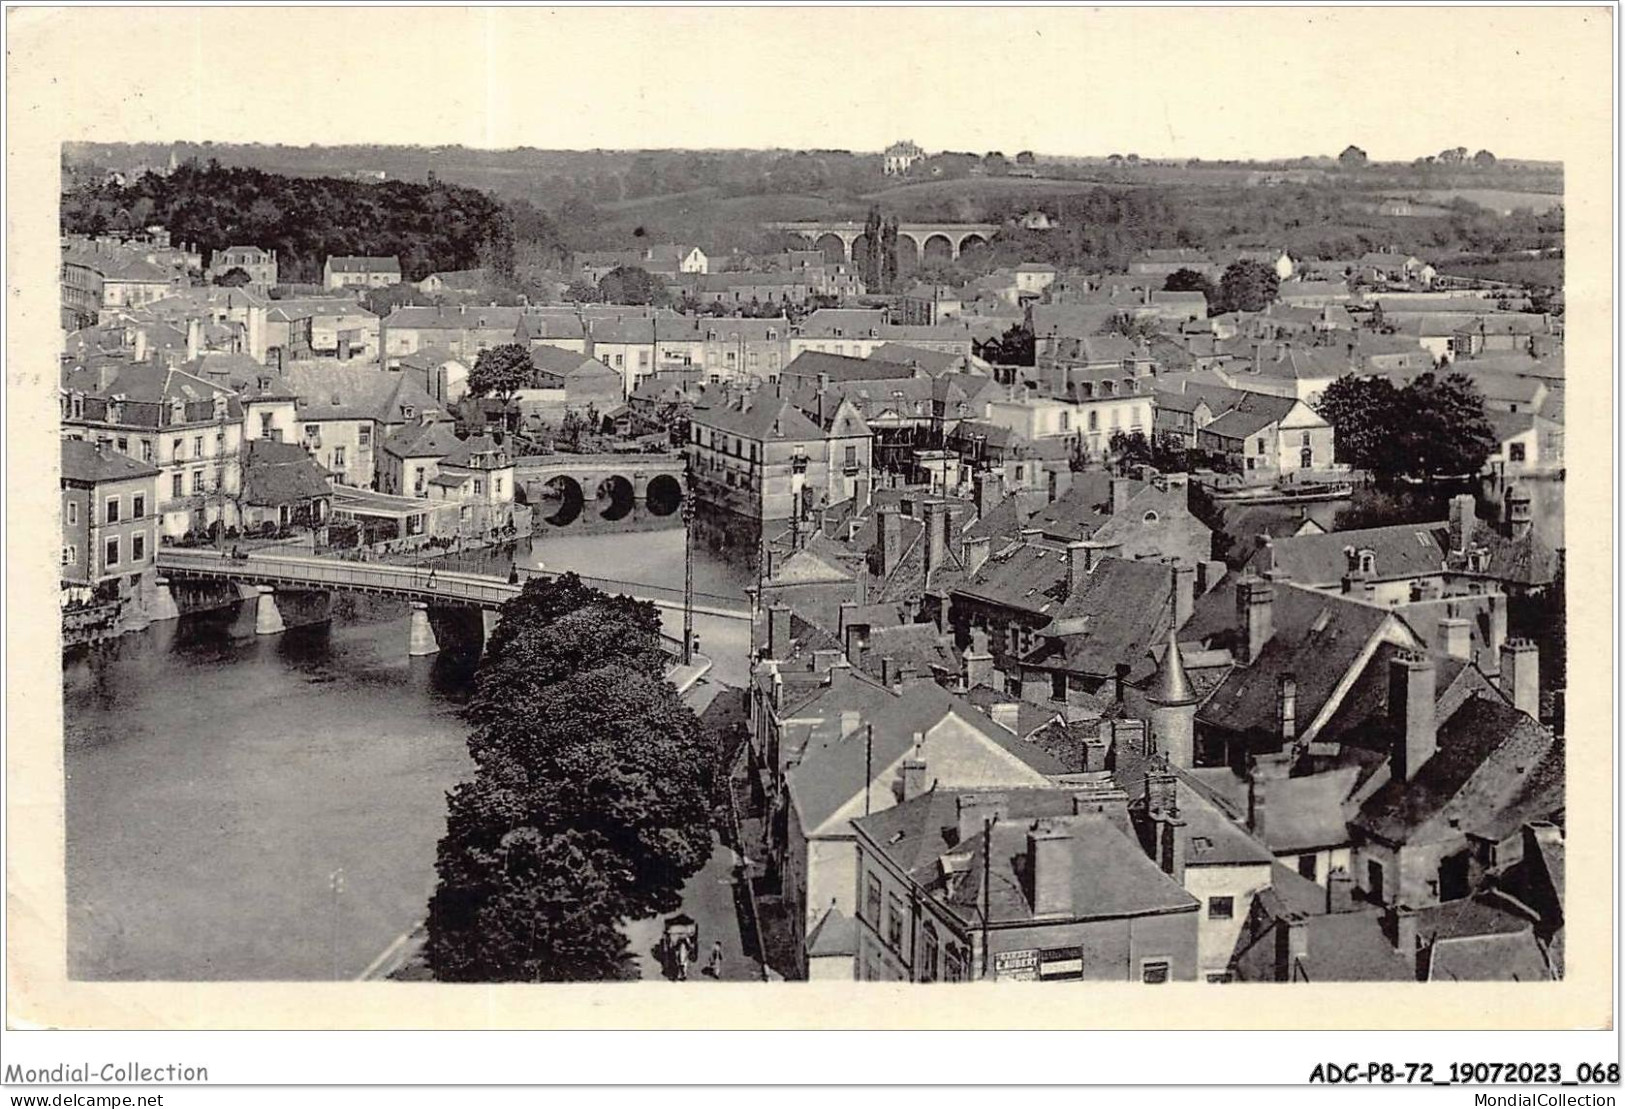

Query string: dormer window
402 405 415 420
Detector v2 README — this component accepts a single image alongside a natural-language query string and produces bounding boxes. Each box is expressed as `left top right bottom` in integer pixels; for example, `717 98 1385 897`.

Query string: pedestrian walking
674 941 689 982
707 939 724 977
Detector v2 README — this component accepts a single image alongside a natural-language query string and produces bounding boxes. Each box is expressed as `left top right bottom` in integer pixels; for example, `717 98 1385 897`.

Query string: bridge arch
814 233 848 264
646 473 683 516
849 233 872 271
958 232 989 262
921 233 955 268
539 475 585 526
597 474 635 521
893 233 920 275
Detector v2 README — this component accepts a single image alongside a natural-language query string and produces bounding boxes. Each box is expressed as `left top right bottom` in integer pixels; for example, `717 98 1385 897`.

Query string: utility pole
682 467 695 665
980 815 993 981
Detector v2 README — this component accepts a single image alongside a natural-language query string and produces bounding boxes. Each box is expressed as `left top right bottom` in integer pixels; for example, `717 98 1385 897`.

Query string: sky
12 6 1607 163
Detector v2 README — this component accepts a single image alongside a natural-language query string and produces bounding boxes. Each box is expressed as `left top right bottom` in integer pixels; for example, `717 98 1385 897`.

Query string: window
1508 442 1526 463
1088 410 1098 431
359 426 371 446
131 533 146 563
171 438 184 460
919 924 939 982
414 468 425 494
66 502 78 526
104 496 120 524
1301 431 1311 447
1297 853 1318 882
1255 437 1267 456
494 476 503 496
1140 959 1171 984
844 445 857 467
132 494 145 518
194 436 204 459
943 946 965 982
473 479 485 496
171 473 183 498
62 544 78 566
104 537 120 569
141 440 154 463
116 436 129 453
865 874 882 925
885 895 905 950
1050 671 1067 702
1059 410 1070 432
1039 947 1084 981
333 446 346 469
191 470 204 494
1207 896 1235 920
1367 860 1385 903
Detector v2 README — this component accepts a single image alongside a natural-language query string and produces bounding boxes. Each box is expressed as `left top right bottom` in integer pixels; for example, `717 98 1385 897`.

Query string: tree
1473 149 1498 168
597 266 667 306
975 323 1034 368
983 152 1009 175
1108 430 1155 473
1163 268 1216 302
213 266 252 287
1316 372 1495 482
860 206 883 290
1015 151 1036 166
1338 145 1369 169
1317 373 1402 471
468 343 535 424
880 216 899 291
362 283 426 317
1099 312 1160 341
564 280 601 304
426 573 714 981
1215 259 1280 314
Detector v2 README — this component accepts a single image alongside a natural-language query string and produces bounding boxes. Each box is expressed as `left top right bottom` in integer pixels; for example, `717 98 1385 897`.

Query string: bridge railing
157 549 521 608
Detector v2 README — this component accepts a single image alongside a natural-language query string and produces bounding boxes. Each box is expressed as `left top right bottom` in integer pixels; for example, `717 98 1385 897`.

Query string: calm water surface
64 526 751 980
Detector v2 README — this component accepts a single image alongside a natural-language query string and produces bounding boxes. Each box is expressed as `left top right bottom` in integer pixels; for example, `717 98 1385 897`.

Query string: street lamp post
682 468 696 666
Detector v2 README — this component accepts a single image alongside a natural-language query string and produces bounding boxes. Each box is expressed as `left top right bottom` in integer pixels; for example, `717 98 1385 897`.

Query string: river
63 524 753 981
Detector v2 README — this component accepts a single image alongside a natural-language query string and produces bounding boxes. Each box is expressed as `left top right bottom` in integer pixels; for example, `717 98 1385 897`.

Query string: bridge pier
481 609 501 649
408 602 440 656
253 586 286 636
148 577 181 622
632 473 650 501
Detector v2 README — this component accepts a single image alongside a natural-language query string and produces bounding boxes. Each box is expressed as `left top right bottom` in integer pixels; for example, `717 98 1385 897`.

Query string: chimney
845 623 865 668
1448 493 1476 555
1172 563 1195 627
1145 769 1186 883
812 648 841 675
837 600 857 637
1065 541 1090 596
840 709 861 737
1277 673 1298 747
1388 651 1437 782
964 535 991 576
922 501 949 583
1439 617 1471 661
132 328 147 364
1108 476 1132 516
185 317 201 362
943 502 969 564
880 656 900 690
974 469 1005 516
1387 904 1419 962
989 701 1020 733
767 603 792 661
1113 662 1130 704
1499 638 1540 718
1279 914 1310 981
1195 558 1225 596
956 793 1006 844
1026 820 1074 916
962 628 994 690
901 759 929 802
877 506 903 576
1235 577 1275 664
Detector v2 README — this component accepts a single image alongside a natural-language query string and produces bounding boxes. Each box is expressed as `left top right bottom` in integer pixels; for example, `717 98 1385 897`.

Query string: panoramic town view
58 137 1565 985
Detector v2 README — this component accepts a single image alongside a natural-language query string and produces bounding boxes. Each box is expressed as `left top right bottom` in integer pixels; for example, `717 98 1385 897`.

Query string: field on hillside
1409 188 1564 214
581 191 867 253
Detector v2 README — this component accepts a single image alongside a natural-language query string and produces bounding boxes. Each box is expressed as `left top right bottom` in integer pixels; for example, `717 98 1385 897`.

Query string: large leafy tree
1163 268 1215 301
1316 372 1496 482
1338 145 1369 169
468 343 535 415
598 265 668 306
1214 259 1280 314
425 574 714 982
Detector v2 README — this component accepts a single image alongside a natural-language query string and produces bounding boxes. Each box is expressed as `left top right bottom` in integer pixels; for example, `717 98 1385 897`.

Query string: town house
323 255 401 291
60 438 161 610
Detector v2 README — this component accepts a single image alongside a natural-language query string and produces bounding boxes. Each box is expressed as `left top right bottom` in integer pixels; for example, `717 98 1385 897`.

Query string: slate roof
1022 558 1177 681
1351 696 1556 847
804 904 856 958
1246 522 1453 584
1182 582 1401 743
782 350 914 385
952 542 1071 619
868 343 962 375
1202 409 1277 440
276 364 441 424
851 788 1198 927
61 438 160 484
1427 930 1551 981
327 255 400 273
1026 473 1146 543
691 393 825 442
785 678 1068 837
241 439 332 505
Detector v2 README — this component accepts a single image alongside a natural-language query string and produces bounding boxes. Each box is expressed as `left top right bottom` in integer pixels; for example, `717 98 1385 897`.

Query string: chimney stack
1499 638 1540 718
132 328 147 364
1108 476 1132 516
989 700 1020 733
1277 673 1298 747
901 758 929 802
1236 577 1275 664
923 501 947 583
1448 493 1476 556
1504 485 1533 539
962 628 995 690
876 506 903 577
1388 651 1437 782
956 793 1006 844
1145 768 1187 883
1279 914 1310 981
1172 562 1195 627
974 469 1005 517
879 656 900 690
964 535 991 576
1439 617 1472 661
1026 820 1074 916
1066 541 1090 597
185 317 201 362
767 603 792 661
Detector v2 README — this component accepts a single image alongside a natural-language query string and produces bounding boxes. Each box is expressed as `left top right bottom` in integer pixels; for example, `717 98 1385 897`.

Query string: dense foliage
598 265 669 306
426 574 713 982
61 159 527 284
1317 372 1498 482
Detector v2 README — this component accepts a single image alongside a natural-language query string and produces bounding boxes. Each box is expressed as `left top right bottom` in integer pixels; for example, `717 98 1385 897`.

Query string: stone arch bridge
764 220 1000 266
515 452 688 526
